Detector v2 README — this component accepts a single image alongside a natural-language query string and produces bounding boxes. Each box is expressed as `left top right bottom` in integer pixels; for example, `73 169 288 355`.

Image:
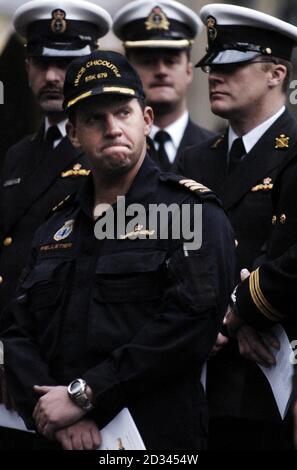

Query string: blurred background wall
0 0 296 166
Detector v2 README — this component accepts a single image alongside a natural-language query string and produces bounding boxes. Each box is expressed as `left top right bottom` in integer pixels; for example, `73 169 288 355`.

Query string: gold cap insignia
275 134 289 149
145 7 170 31
51 9 67 34
207 16 217 41
53 219 74 241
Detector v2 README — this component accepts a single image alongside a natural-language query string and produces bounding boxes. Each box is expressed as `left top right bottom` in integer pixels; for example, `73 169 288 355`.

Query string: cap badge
51 9 67 34
207 16 217 41
145 6 170 31
275 134 289 149
53 219 74 241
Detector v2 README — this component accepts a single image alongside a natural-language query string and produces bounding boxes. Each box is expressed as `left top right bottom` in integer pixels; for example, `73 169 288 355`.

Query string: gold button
0 276 3 284
272 215 277 225
3 237 13 246
280 214 286 224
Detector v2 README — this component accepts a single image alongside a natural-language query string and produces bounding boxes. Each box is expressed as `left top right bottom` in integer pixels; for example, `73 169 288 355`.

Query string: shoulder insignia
51 193 74 213
275 134 289 149
211 134 224 149
179 178 211 194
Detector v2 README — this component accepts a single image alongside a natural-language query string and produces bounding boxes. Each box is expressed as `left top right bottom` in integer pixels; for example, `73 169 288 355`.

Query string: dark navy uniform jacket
0 123 90 312
178 109 297 422
1 156 235 450
148 118 214 172
236 149 297 332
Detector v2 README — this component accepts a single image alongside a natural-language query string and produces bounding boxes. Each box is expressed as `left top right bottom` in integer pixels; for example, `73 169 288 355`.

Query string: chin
41 101 64 114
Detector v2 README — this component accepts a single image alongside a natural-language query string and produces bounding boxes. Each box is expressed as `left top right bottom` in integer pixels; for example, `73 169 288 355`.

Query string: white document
0 404 33 432
98 408 146 450
258 324 294 419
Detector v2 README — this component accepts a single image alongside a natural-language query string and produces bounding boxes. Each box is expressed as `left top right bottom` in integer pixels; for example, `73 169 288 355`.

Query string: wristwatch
67 378 94 411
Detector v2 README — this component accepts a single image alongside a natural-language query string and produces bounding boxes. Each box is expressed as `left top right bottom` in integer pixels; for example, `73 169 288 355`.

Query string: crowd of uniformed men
0 0 297 451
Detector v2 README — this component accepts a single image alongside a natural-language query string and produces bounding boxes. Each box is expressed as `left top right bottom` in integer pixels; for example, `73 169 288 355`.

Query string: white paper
0 404 33 432
258 324 294 419
98 408 146 450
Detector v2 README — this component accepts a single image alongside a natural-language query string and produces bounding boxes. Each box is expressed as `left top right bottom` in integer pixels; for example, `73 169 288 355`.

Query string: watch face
70 380 82 394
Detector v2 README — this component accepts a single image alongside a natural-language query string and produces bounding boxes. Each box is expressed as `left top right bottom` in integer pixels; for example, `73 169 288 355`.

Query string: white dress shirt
44 117 67 148
150 111 189 164
228 105 286 158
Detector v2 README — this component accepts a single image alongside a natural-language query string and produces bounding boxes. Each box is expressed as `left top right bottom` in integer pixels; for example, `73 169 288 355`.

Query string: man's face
26 57 72 113
207 60 275 120
128 49 193 114
67 95 153 177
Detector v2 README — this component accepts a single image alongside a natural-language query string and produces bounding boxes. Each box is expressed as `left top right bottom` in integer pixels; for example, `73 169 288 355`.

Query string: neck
46 112 67 126
229 97 285 136
152 100 187 129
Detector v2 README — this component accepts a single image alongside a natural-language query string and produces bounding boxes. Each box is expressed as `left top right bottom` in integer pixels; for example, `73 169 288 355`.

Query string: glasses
201 59 278 74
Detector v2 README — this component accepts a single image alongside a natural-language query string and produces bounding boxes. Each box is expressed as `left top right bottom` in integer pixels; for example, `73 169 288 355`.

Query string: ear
268 64 287 89
66 119 81 149
143 106 154 136
186 61 194 85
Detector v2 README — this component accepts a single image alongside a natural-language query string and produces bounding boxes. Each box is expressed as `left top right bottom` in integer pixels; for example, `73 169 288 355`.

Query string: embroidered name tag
3 178 21 187
40 242 73 252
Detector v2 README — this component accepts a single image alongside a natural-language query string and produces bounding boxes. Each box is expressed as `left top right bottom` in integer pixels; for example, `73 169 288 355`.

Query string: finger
264 332 280 350
91 427 102 448
33 385 52 395
57 431 73 450
71 432 84 450
240 269 250 281
81 430 93 450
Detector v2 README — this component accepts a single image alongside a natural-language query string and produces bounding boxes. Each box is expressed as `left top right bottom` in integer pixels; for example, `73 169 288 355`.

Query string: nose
208 70 225 85
44 64 64 83
104 114 122 138
154 58 168 76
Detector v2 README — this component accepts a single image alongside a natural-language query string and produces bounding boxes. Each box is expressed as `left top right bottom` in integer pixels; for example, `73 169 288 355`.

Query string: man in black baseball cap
1 49 235 450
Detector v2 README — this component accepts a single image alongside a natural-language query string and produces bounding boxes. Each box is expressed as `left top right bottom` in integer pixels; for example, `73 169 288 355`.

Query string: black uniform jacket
178 109 297 422
1 156 235 450
148 118 214 172
178 109 297 276
0 124 90 311
236 149 297 335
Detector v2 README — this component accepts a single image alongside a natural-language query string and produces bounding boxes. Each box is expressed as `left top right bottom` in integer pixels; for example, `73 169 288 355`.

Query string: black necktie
154 130 171 171
228 137 246 173
41 125 62 161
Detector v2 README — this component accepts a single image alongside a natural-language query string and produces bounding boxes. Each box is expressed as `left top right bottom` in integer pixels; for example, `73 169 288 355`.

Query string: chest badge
53 219 74 241
275 134 289 149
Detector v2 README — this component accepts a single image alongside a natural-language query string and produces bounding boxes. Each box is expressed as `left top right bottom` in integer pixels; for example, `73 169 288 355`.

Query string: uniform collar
150 111 189 150
228 105 286 154
44 117 68 139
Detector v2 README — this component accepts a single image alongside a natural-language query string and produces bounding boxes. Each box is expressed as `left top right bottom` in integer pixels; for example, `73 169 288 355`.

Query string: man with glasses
178 3 297 450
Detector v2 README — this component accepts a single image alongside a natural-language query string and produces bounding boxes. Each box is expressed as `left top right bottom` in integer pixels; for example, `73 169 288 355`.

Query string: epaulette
160 173 220 204
51 193 76 214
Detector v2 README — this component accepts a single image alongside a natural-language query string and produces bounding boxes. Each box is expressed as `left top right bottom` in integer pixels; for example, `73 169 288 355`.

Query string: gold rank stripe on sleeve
249 268 285 322
179 179 211 193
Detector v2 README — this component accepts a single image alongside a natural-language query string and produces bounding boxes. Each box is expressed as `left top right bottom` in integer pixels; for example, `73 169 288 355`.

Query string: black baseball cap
63 49 145 110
